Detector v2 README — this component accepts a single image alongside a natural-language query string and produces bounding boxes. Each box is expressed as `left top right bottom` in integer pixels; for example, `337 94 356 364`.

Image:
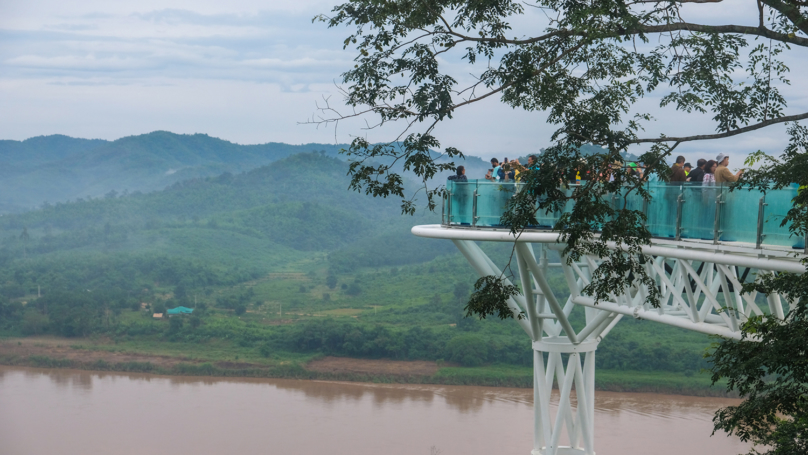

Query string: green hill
0 131 501 214
0 150 717 393
0 132 349 213
0 152 454 288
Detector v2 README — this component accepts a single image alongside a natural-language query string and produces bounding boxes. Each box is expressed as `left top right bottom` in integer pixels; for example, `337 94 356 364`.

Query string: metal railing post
675 188 685 241
472 189 479 228
804 232 808 255
441 191 446 226
642 197 649 229
446 190 452 226
756 196 768 249
713 192 723 244
611 193 618 222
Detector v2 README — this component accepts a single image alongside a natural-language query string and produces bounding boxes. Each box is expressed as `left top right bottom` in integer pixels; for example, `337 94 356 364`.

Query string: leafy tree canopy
316 1 808 453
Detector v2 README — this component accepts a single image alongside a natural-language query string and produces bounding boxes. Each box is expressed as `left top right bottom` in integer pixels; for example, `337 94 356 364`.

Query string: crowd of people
446 153 745 186
447 155 540 183
666 153 744 184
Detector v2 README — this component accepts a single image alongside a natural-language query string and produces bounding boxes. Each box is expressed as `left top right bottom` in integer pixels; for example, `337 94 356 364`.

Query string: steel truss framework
412 225 805 455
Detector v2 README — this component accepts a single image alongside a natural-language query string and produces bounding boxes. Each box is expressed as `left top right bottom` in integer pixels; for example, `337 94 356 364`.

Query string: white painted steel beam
451 239 534 337
412 224 806 273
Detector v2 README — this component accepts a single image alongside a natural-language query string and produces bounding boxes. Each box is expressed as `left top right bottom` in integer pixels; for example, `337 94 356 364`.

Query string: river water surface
0 366 748 455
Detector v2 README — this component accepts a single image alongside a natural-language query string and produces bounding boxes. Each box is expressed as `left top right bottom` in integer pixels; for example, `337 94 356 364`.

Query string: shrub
169 316 183 333
259 343 272 358
326 274 338 289
446 334 489 367
346 283 362 296
22 310 49 335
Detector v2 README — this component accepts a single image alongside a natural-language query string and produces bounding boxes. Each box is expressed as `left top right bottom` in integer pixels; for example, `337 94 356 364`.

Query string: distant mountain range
0 131 639 214
0 131 497 214
0 132 353 213
0 152 455 279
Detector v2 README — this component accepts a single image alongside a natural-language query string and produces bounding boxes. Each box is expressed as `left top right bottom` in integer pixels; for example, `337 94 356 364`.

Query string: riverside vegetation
0 135 727 395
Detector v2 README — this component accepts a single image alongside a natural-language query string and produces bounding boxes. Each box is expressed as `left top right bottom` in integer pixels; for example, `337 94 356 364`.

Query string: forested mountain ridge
0 132 348 213
0 131 508 214
0 152 454 292
0 135 108 168
1 152 400 229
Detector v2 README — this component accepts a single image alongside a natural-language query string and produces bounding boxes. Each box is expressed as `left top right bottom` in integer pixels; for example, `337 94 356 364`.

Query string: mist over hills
0 130 639 216
0 152 455 284
0 131 498 214
0 132 349 213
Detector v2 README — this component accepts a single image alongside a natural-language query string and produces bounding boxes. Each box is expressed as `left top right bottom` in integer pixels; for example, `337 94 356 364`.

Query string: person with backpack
485 158 506 181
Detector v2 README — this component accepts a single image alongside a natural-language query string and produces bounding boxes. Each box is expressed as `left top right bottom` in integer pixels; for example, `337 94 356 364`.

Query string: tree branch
449 40 587 112
443 21 808 48
639 22 808 47
631 111 808 143
760 0 808 36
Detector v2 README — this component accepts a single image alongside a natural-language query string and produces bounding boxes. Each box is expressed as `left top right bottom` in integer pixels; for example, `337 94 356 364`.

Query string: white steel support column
531 339 598 455
452 239 607 455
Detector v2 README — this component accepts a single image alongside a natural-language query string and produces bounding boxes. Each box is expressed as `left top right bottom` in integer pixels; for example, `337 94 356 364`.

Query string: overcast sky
1 0 806 165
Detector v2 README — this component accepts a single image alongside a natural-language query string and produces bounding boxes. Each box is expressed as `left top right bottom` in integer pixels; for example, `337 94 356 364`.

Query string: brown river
0 366 748 455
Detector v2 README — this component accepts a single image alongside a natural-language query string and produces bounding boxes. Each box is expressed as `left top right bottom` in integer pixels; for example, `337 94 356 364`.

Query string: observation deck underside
413 224 806 273
413 223 803 455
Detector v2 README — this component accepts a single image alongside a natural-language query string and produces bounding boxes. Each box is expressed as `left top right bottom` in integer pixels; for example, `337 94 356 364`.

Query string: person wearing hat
626 162 641 178
714 153 744 183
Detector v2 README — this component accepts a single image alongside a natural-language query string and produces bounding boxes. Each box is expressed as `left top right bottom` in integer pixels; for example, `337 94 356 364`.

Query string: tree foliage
318 1 808 451
464 275 522 320
317 0 807 301
708 125 808 454
709 270 808 455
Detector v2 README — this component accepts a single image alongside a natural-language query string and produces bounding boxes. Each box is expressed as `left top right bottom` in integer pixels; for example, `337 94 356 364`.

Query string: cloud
0 1 806 162
0 9 349 88
45 23 99 31
132 9 279 27
7 54 156 71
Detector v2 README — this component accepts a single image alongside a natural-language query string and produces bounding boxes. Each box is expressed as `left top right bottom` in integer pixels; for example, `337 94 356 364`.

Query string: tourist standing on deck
505 163 517 181
448 166 467 182
670 156 687 182
486 158 505 181
714 154 744 183
688 159 707 183
703 160 717 185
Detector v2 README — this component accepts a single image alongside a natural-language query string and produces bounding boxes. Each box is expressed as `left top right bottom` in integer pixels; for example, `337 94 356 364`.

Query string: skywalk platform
438 180 806 254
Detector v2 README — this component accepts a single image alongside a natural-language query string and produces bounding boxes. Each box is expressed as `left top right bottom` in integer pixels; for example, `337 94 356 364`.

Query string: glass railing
442 180 806 250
